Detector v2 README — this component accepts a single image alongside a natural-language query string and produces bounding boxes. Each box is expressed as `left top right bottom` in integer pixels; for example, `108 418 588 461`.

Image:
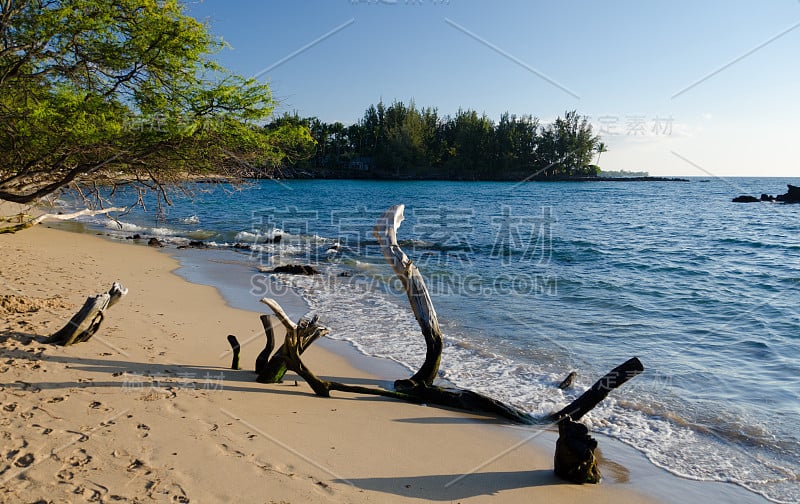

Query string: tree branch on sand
47 282 128 346
0 207 126 234
228 205 644 483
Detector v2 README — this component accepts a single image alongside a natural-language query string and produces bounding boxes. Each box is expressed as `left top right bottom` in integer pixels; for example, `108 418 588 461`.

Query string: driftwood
254 315 275 374
554 418 601 484
47 282 127 346
547 357 644 423
226 335 241 370
545 358 644 484
245 205 533 422
256 301 326 384
0 207 125 234
229 205 644 483
373 205 442 389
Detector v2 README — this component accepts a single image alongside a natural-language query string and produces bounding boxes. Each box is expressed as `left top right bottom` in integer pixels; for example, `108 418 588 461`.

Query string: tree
536 111 602 178
595 141 607 166
444 109 494 179
0 0 312 204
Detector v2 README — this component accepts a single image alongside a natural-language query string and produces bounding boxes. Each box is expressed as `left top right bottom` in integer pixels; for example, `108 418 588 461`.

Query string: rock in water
558 371 577 390
554 418 601 484
776 184 800 203
738 185 800 203
272 264 320 275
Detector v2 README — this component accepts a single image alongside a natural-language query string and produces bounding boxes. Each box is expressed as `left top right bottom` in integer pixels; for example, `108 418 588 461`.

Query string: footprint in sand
6 439 29 462
219 443 246 458
73 485 103 501
57 468 74 481
2 402 17 412
31 423 53 436
67 448 92 467
14 453 34 468
137 423 150 438
88 401 102 409
47 396 66 403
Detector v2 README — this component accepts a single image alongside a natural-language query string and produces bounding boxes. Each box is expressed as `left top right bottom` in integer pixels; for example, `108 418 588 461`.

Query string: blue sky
187 0 800 177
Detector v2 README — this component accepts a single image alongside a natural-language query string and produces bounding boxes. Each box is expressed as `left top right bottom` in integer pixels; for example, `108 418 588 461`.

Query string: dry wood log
239 204 649 486
1 207 126 234
373 204 442 389
226 335 241 370
554 418 601 484
248 205 642 431
256 299 325 384
47 282 127 346
254 314 275 374
547 357 644 422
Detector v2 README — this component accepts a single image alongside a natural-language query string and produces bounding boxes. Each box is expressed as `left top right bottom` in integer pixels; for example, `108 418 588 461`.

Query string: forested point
267 103 608 181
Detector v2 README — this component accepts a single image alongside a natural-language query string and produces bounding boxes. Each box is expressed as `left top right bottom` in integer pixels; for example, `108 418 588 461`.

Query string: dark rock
272 264 320 275
271 235 282 244
558 371 577 390
760 194 775 202
132 233 141 239
732 195 760 203
776 184 800 203
554 418 601 484
147 238 164 247
177 240 208 249
233 243 251 250
338 271 353 278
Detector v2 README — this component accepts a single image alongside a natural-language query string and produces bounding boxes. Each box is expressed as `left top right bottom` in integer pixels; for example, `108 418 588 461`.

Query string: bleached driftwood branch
372 204 443 388
47 282 128 346
0 207 126 234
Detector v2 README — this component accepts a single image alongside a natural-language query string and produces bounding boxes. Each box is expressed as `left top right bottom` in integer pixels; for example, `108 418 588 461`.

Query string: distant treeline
264 101 606 180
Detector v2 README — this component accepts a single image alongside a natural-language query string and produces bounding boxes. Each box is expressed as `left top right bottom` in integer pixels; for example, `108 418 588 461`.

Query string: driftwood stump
227 335 241 370
554 417 601 484
255 314 275 374
47 282 127 346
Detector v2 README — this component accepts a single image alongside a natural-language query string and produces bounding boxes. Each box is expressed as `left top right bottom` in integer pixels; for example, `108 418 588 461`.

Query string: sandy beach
1 215 662 503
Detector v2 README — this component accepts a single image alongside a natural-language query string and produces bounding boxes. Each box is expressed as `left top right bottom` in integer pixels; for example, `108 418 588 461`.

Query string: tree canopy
278 101 604 181
0 0 313 204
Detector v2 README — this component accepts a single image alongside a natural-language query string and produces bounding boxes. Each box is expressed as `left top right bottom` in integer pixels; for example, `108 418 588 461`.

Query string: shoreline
2 222 662 503
163 231 770 504
0 211 772 502
251 175 691 183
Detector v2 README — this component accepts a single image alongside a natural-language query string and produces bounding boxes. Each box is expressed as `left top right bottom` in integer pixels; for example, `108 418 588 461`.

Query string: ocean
74 177 799 503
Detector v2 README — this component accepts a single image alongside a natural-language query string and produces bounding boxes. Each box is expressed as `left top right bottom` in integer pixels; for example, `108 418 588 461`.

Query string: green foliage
283 100 605 180
0 0 314 203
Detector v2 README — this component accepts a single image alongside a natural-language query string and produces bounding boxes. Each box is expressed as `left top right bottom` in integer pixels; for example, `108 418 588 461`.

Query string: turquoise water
81 178 799 503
